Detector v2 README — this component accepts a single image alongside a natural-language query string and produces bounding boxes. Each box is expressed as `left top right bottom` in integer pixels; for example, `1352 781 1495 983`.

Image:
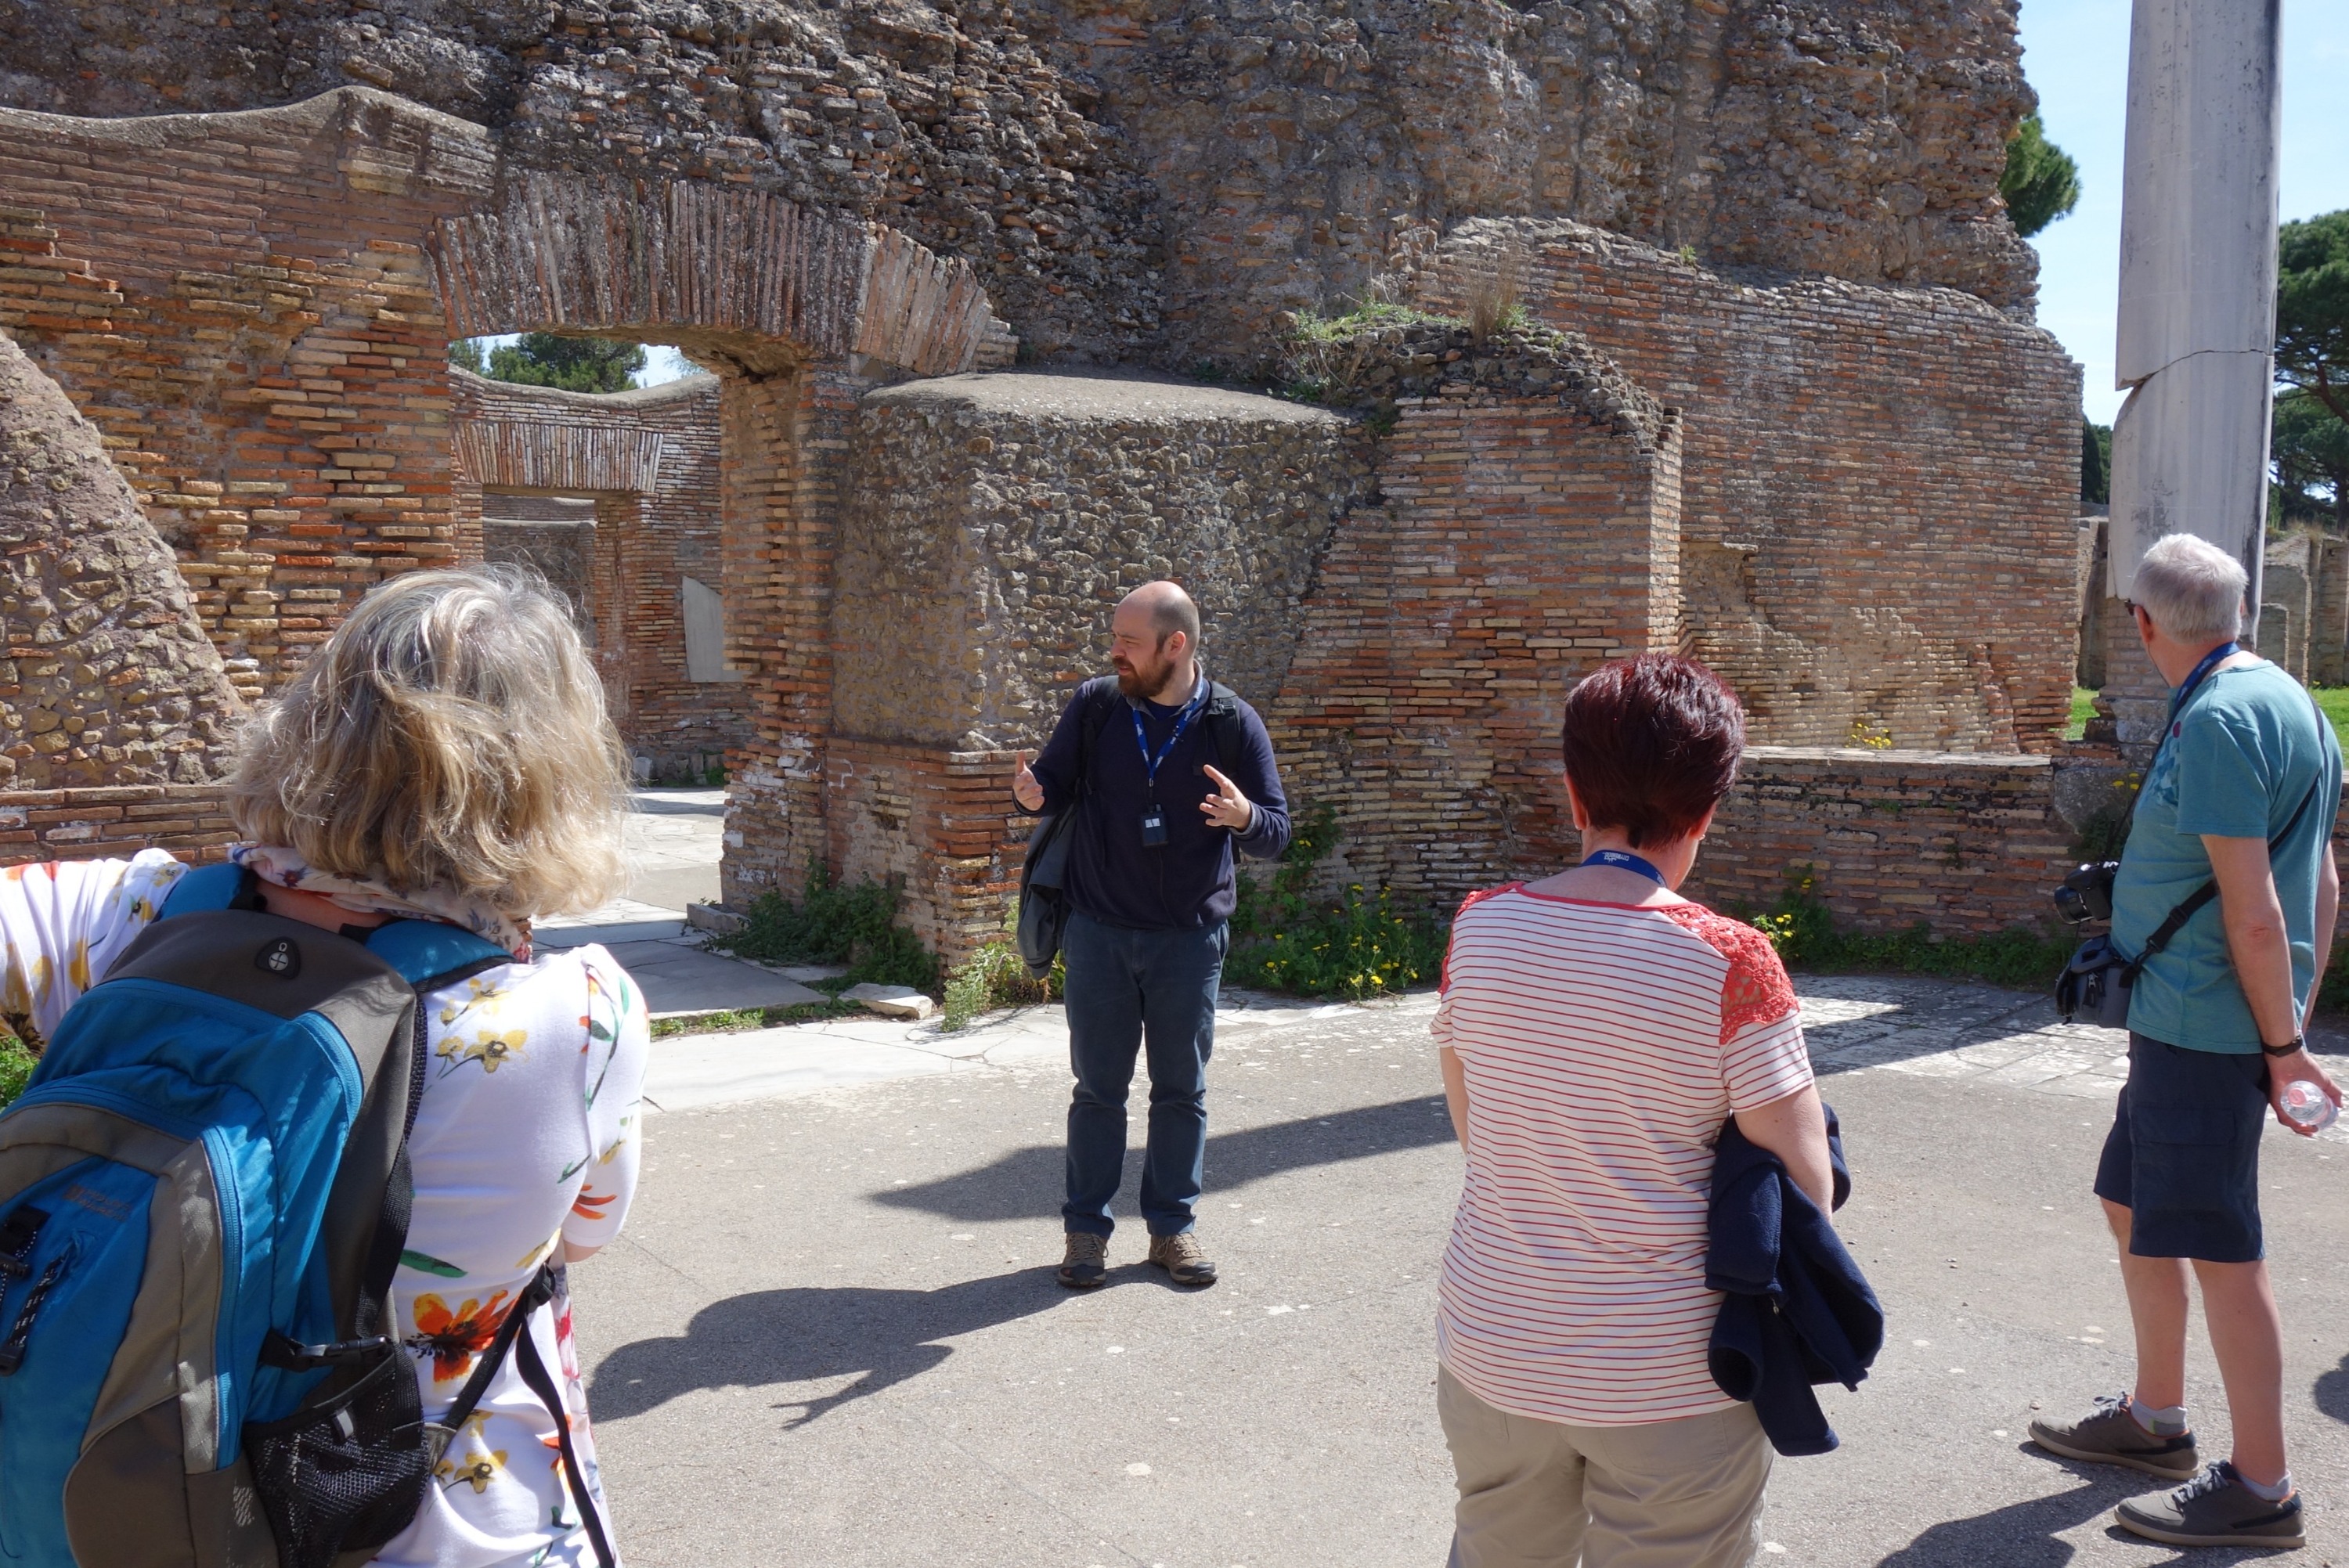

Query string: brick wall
1683 748 2079 933
0 87 1005 710
453 369 747 782
1265 389 1684 906
0 0 2040 370
1416 221 2083 755
0 785 237 865
833 373 1377 749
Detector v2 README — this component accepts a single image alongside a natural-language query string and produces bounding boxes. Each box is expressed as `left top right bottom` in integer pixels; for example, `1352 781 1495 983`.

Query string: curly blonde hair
228 565 630 918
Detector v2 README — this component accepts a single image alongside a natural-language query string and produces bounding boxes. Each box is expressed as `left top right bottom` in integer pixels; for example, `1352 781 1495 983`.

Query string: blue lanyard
2168 641 2238 724
1131 679 1207 796
1582 849 1666 885
2161 640 2239 744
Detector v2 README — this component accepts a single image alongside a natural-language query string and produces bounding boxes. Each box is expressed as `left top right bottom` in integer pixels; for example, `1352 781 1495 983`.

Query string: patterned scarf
229 845 532 959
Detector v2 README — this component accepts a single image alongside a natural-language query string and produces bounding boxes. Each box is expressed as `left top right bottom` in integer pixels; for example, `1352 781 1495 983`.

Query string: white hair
2129 533 2247 643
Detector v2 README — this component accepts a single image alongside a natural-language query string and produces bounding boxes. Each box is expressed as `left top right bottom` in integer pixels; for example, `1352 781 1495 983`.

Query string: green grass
1749 869 2073 991
940 930 1059 1031
706 860 939 993
2065 686 2098 741
648 1000 862 1039
2311 686 2349 752
1229 805 1449 999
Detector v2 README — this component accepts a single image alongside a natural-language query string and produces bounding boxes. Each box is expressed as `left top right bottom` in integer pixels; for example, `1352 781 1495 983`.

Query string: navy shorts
2094 1033 2271 1263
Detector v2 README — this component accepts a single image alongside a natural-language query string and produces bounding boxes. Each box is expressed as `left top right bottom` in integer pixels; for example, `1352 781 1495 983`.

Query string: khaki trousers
1438 1363 1772 1568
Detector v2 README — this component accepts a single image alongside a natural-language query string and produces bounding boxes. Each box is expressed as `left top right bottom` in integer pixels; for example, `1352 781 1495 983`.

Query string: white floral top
0 851 650 1568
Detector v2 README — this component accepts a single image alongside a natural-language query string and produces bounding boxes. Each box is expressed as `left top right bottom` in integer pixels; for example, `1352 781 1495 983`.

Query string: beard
1113 649 1174 700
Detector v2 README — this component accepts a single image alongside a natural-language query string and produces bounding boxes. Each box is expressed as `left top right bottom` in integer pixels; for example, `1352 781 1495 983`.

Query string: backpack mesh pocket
244 1346 431 1568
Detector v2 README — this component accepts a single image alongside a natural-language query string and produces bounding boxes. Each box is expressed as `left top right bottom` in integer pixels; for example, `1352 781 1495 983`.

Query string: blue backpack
0 863 518 1568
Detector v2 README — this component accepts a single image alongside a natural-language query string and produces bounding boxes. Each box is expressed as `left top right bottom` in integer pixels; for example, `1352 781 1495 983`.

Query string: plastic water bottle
2281 1080 2340 1133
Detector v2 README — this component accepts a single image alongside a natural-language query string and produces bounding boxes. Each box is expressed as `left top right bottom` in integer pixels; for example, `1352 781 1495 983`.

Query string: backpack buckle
0 1206 47 1281
258 1329 395 1371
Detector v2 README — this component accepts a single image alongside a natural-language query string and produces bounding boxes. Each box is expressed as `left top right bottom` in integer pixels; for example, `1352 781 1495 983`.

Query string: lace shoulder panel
1658 902 1799 1046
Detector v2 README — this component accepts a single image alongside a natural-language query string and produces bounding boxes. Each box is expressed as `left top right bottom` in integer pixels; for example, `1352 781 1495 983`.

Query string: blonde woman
0 567 650 1567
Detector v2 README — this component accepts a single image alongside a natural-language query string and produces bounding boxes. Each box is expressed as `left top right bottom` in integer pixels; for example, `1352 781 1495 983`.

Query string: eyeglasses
2123 598 2143 617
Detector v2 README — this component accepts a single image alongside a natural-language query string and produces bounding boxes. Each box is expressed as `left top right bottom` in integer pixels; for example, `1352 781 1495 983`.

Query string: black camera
2054 860 2119 925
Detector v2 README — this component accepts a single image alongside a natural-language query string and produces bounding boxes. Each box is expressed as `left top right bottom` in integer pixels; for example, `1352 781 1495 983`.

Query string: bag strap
514 1305 618 1568
2121 697 2331 982
1203 682 1242 780
431 1263 614 1568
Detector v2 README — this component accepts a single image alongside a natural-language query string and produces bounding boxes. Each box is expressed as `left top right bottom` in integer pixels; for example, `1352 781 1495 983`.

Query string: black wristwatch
2261 1035 2307 1058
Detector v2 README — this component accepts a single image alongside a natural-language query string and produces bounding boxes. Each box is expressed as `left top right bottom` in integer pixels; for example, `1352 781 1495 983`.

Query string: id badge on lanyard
1134 683 1205 849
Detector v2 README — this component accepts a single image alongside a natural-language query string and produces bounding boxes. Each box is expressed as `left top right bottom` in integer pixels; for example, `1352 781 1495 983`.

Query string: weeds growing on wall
1282 301 1457 403
1230 805 1449 1000
1750 868 2072 990
711 860 939 992
940 920 1063 1032
0 1032 34 1111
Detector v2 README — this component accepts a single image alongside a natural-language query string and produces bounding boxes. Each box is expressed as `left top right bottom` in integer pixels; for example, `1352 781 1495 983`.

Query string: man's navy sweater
1022 673 1291 931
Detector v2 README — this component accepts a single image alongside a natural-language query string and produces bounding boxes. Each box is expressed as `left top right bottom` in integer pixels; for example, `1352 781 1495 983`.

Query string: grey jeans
1438 1364 1772 1568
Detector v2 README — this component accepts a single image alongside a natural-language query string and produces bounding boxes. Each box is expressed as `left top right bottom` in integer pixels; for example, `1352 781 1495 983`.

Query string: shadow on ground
2314 1352 2349 1426
590 1269 1070 1426
871 1095 1456 1224
1795 980 2049 1079
1874 1450 2287 1567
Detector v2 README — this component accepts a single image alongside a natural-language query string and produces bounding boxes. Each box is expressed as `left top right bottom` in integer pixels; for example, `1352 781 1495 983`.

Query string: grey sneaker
1056 1231 1108 1290
1146 1231 1218 1287
2116 1462 2306 1549
2027 1393 2200 1480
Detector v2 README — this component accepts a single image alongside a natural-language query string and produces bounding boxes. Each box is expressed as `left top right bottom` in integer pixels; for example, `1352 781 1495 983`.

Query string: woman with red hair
1433 653 1833 1567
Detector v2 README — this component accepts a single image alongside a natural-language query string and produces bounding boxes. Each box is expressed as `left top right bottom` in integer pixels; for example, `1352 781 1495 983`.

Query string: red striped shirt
1433 883 1812 1426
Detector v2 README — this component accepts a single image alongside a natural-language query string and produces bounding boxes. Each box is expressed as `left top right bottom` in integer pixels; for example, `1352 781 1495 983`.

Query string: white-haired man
2030 532 2343 1548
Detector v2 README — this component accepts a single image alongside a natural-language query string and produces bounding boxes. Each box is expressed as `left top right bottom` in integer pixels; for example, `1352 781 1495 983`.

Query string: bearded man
1012 581 1293 1289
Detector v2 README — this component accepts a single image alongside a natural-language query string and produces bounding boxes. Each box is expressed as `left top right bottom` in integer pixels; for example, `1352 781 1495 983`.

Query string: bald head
1110 581 1203 703
1121 581 1201 651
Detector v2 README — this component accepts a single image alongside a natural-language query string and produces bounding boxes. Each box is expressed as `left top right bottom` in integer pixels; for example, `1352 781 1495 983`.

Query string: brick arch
429 172 1011 377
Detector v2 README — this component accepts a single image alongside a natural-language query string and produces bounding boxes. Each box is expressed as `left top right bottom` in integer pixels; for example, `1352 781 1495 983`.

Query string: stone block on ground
842 982 936 1019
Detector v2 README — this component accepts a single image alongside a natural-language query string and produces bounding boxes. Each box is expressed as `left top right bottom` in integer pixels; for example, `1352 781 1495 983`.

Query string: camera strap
2118 680 2329 983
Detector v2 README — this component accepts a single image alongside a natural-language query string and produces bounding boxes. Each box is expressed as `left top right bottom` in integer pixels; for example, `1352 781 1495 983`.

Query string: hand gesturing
1200 765 1254 831
1013 750 1044 812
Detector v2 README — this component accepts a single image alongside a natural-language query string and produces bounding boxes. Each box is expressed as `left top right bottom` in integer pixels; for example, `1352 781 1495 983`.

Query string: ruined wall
0 98 486 703
2262 530 2346 687
1685 746 2084 935
0 333 241 791
776 369 1376 945
453 368 747 781
0 0 2040 366
1415 220 2082 753
801 354 1682 954
834 372 1377 749
0 87 1001 698
1265 384 1683 904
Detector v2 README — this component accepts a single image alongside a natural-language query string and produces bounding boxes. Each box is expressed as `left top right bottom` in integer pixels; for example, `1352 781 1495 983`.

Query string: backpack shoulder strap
157 861 261 918
1073 676 1120 797
360 919 512 993
1203 682 1243 779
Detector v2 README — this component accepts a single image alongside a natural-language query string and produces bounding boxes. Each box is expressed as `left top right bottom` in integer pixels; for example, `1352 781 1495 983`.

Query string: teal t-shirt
2114 658 2343 1052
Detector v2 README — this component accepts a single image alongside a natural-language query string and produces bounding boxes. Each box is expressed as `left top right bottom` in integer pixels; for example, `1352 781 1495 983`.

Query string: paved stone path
575 975 2349 1566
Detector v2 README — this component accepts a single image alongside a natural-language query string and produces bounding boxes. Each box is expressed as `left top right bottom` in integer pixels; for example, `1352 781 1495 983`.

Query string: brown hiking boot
1146 1231 1218 1287
1056 1231 1108 1290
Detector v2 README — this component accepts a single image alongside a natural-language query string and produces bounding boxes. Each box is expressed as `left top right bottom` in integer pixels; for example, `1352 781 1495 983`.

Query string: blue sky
2020 0 2349 424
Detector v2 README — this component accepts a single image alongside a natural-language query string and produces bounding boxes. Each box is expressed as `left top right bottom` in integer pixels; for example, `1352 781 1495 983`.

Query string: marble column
2102 0 2282 748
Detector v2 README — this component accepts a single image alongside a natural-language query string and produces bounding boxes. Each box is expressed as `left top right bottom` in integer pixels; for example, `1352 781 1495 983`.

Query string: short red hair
1559 654 1746 848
